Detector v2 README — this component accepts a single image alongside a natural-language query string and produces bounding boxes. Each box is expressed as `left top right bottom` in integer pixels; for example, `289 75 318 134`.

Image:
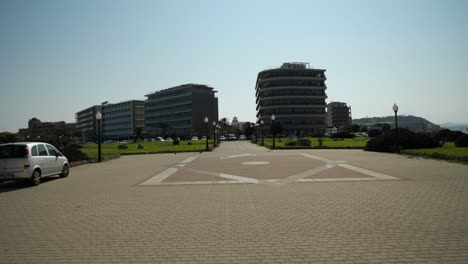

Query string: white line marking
176 164 187 167
218 173 259 183
140 168 178 185
297 178 382 182
180 157 197 163
157 180 239 185
301 153 330 162
242 161 270 165
338 164 399 180
220 154 256 160
274 165 333 185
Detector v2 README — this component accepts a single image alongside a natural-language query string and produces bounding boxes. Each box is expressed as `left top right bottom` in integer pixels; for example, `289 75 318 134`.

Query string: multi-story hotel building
145 84 218 137
255 62 327 136
326 102 352 131
102 100 145 140
75 105 101 140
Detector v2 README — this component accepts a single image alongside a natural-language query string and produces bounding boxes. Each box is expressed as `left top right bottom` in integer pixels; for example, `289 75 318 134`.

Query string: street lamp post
204 116 209 151
392 103 400 154
212 121 216 148
260 119 264 146
96 111 102 162
216 125 220 145
254 124 258 143
271 114 276 149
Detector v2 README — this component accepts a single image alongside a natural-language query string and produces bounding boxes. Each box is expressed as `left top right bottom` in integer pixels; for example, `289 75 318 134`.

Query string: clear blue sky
1 0 467 132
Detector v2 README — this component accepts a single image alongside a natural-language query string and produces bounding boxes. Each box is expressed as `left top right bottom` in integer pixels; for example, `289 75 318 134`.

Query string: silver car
0 142 70 186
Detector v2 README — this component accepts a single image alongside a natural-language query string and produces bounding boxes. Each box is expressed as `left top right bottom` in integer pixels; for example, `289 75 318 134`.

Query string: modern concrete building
75 105 101 140
255 62 327 136
18 118 76 138
102 100 145 140
145 84 218 137
326 102 352 131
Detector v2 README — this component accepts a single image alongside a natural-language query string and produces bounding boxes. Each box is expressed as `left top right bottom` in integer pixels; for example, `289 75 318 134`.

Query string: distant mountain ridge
352 115 441 132
353 115 436 125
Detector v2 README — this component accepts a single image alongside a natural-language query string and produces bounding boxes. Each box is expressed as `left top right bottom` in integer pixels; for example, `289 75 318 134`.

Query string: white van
0 142 69 186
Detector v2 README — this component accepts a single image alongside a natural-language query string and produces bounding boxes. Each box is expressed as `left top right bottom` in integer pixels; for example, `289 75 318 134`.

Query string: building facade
255 62 327 136
18 118 76 138
75 105 101 140
102 100 145 140
145 84 218 137
326 102 352 131
231 117 246 131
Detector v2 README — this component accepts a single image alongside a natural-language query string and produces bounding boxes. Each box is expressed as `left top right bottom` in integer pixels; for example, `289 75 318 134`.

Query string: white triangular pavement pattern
338 163 399 180
218 173 259 183
139 154 399 186
140 168 178 185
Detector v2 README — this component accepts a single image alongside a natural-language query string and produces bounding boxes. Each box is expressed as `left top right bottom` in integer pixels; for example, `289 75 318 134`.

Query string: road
1 141 467 263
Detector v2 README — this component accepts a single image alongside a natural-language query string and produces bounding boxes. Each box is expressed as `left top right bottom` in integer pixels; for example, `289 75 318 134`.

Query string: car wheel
60 164 69 178
31 169 41 186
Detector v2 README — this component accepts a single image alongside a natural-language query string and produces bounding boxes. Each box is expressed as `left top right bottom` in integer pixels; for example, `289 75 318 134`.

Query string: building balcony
256 95 327 104
257 76 326 84
255 85 327 97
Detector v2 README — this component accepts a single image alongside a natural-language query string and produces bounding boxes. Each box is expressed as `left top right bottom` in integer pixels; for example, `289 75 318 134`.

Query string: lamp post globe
392 103 399 113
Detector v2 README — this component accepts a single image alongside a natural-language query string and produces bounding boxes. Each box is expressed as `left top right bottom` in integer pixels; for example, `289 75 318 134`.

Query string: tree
0 132 21 143
351 124 360 133
133 128 144 143
219 117 230 136
271 122 283 141
242 122 254 138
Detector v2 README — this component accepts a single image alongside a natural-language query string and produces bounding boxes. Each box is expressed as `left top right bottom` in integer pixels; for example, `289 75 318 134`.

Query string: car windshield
0 145 26 159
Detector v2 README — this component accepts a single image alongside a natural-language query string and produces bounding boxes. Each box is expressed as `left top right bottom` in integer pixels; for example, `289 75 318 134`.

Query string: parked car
220 136 226 141
227 134 237 141
155 137 165 141
239 135 247 140
165 137 173 141
191 136 199 141
200 136 207 140
0 142 70 186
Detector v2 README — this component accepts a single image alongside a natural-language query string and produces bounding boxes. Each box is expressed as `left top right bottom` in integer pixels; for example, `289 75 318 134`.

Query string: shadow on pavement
0 177 58 193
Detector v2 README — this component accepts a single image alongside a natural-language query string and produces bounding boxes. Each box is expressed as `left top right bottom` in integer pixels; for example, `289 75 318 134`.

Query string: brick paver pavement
1 141 467 263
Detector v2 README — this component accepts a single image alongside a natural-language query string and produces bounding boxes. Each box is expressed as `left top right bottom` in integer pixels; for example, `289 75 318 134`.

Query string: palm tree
219 118 229 136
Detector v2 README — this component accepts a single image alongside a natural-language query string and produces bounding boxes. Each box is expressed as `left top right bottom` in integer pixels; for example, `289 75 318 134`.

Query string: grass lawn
402 142 468 162
82 140 215 159
258 137 368 149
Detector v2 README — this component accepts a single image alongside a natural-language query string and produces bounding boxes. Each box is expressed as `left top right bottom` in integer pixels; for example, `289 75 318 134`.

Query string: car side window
37 144 48 156
31 146 38 156
46 145 58 156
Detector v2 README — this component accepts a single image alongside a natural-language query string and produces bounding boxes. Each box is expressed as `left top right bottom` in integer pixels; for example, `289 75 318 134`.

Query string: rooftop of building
146 83 217 96
327 102 350 107
259 62 326 73
103 99 145 106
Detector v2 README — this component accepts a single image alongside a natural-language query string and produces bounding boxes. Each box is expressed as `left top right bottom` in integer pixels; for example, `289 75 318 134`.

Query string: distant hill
439 122 468 133
353 115 440 132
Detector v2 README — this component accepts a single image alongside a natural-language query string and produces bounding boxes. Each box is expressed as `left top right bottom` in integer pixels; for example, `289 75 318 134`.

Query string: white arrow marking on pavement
140 168 178 185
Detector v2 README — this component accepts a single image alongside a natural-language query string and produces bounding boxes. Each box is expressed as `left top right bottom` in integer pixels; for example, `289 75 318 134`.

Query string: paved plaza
1 141 467 263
